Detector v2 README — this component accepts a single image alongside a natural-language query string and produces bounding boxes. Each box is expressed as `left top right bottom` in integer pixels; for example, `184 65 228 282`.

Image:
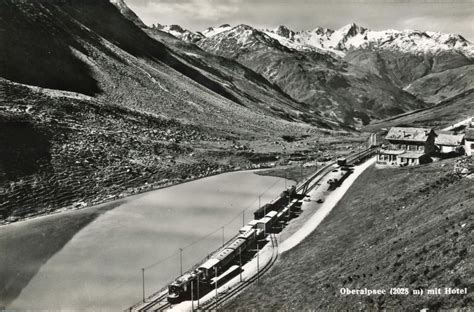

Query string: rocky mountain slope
263 23 473 57
195 24 426 125
1 0 472 223
1 0 324 134
258 24 474 105
143 28 339 129
0 0 351 222
159 23 473 119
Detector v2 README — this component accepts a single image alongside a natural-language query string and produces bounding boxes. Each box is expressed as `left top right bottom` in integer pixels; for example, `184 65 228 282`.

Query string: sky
126 0 474 41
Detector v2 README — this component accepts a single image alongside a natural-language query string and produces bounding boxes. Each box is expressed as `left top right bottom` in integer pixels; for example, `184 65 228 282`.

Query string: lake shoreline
0 199 126 308
2 170 295 310
1 166 281 228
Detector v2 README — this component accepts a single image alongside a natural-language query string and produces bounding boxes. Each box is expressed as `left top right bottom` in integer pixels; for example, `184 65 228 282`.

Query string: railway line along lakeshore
1 170 294 311
132 151 378 311
1 147 375 311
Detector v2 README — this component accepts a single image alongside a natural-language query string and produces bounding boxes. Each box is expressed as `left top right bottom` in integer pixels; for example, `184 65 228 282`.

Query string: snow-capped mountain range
154 23 473 58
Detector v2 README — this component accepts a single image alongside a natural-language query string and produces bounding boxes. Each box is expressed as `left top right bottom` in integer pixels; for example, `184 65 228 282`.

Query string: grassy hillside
227 157 473 311
363 90 474 132
405 65 474 104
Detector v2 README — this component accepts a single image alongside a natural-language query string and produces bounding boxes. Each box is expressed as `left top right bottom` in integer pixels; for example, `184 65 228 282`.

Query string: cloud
128 0 241 27
126 0 474 40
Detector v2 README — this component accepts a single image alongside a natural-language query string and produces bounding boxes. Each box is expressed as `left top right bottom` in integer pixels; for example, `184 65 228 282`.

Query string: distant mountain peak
169 24 185 33
312 27 334 36
338 23 368 37
110 0 146 27
235 24 254 31
155 20 473 58
275 25 295 39
152 23 204 43
202 24 233 37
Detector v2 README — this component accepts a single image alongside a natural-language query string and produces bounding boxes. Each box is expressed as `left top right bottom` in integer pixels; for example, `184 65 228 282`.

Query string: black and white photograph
0 0 473 311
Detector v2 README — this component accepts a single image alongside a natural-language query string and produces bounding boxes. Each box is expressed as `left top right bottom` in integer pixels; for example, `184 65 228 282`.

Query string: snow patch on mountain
202 24 233 37
110 0 146 27
264 23 474 57
154 21 474 58
153 24 204 43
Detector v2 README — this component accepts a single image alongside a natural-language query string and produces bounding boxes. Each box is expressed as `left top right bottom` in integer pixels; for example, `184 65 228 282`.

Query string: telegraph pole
242 210 245 226
288 193 291 219
239 247 242 282
300 163 303 182
221 226 225 246
191 280 194 312
257 244 260 284
179 248 183 275
141 268 145 303
197 274 200 309
214 267 218 310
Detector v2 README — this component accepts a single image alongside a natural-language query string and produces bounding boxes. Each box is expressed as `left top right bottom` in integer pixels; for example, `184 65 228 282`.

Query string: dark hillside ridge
0 1 101 95
0 0 240 103
144 29 341 128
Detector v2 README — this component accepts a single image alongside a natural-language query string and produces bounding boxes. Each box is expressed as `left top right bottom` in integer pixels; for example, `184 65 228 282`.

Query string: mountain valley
0 0 472 223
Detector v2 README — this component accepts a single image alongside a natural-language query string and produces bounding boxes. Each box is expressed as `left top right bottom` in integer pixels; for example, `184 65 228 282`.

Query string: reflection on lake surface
9 171 293 311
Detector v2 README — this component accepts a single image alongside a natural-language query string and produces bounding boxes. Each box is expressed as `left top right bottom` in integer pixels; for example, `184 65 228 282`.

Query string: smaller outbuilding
435 131 465 154
397 151 431 166
464 128 474 156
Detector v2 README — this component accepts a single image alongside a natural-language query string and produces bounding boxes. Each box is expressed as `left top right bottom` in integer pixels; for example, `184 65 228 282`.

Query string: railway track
131 147 377 311
196 148 376 310
295 147 376 195
134 293 171 312
199 234 279 310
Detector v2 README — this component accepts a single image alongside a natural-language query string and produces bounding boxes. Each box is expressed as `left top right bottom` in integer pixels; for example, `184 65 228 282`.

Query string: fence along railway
129 146 377 312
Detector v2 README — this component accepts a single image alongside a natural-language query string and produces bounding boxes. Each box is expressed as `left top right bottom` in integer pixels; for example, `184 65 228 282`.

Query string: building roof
399 151 425 159
379 149 405 155
385 127 433 142
465 128 474 141
435 131 464 146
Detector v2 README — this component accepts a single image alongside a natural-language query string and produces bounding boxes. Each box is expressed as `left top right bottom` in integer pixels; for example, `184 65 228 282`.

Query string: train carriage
167 271 200 303
214 248 236 271
198 258 220 282
238 228 256 240
239 225 253 234
257 215 276 234
247 220 259 228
